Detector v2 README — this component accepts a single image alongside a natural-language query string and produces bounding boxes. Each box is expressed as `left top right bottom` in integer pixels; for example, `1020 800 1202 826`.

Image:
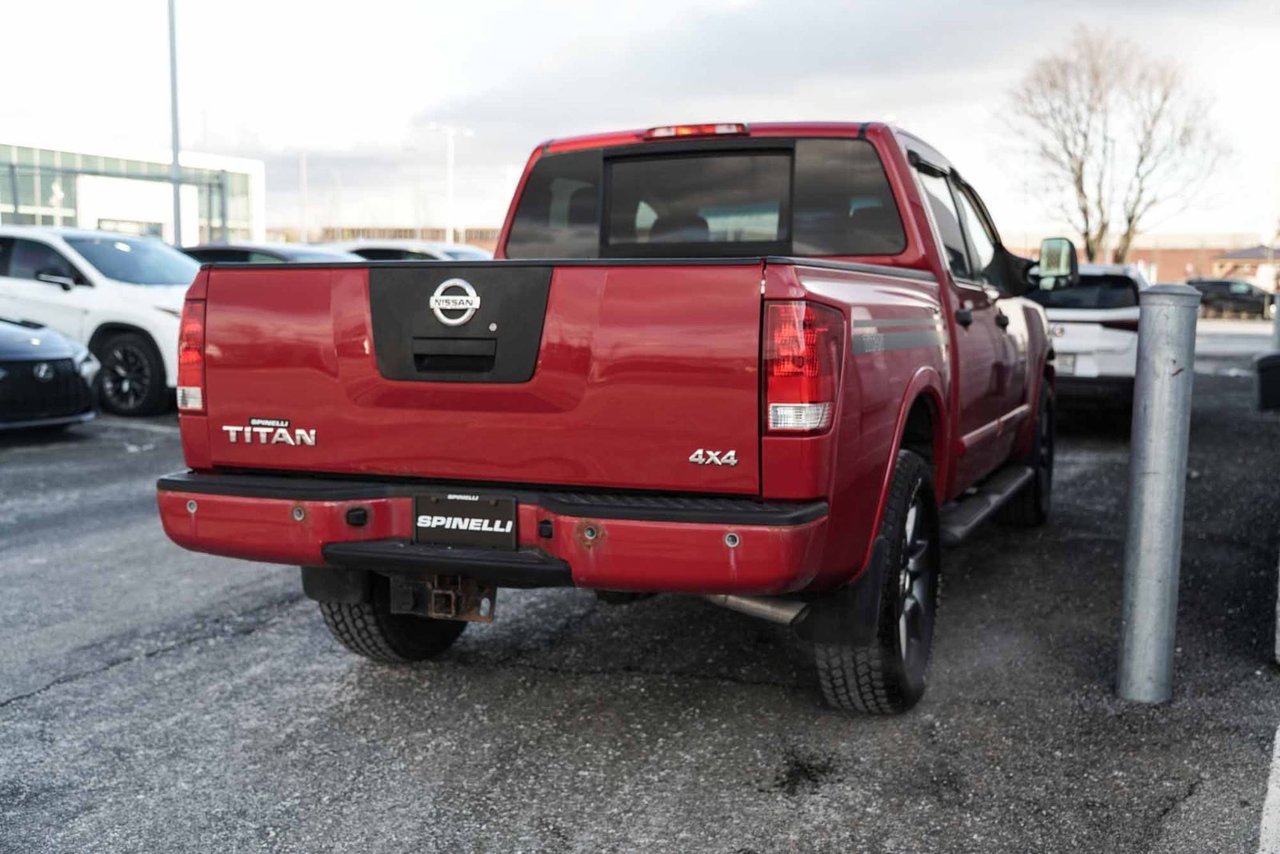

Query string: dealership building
0 140 265 245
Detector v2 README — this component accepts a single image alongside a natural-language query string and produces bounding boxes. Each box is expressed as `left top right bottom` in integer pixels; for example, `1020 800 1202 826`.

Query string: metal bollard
1117 284 1200 704
1273 284 1280 352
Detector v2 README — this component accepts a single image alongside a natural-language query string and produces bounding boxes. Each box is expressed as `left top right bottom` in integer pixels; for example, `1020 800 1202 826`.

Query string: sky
4 0 1278 244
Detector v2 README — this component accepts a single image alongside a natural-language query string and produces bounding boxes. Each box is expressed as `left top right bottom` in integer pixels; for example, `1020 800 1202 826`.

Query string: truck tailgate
200 262 763 494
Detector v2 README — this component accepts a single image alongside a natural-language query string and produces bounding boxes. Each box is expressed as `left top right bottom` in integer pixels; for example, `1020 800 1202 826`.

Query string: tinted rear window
505 138 906 259
1028 274 1140 309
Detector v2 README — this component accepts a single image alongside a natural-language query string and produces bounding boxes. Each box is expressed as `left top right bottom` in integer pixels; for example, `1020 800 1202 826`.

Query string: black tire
998 384 1054 526
814 450 940 715
319 576 467 663
95 332 168 416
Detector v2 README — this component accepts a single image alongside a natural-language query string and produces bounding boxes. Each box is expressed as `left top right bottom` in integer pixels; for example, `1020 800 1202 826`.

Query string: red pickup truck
158 122 1075 714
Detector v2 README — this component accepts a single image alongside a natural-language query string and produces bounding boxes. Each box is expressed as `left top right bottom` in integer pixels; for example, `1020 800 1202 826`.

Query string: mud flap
792 536 888 646
300 566 371 604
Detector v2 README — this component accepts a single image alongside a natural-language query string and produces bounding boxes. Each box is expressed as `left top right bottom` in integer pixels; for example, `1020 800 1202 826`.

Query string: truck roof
541 121 874 153
539 121 954 173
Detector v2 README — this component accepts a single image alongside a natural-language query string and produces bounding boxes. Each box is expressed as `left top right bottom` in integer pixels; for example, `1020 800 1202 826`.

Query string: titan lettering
221 425 317 446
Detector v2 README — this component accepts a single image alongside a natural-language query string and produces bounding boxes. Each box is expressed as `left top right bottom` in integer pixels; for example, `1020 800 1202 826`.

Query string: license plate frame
413 492 518 550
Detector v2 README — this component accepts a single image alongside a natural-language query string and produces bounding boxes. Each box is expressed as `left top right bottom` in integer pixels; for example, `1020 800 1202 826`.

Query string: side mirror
35 270 76 291
1037 237 1079 289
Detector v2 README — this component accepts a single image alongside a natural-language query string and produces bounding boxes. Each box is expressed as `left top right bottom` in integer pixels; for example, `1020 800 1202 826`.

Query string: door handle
955 308 973 328
995 311 1010 330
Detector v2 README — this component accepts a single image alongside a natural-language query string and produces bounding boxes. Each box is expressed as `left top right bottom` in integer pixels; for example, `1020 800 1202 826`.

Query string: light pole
423 123 473 244
167 0 182 245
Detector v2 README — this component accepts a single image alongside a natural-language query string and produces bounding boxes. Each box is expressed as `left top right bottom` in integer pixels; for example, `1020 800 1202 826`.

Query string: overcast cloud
3 0 1277 239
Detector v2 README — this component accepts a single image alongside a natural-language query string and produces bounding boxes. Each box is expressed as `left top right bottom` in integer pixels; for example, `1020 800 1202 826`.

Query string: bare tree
1010 27 1222 262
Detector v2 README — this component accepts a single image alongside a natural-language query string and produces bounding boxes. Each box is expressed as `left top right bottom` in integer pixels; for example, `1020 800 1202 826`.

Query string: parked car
1187 278 1274 319
323 239 493 261
0 317 98 431
182 243 363 264
1027 263 1145 412
0 227 201 416
158 121 1069 716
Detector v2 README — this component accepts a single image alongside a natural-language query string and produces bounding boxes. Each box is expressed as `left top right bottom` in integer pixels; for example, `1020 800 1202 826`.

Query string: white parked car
0 227 201 416
322 239 492 262
1028 263 1147 411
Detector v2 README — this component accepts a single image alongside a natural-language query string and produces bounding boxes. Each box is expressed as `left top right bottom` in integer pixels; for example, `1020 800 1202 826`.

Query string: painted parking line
1260 725 1280 853
96 416 181 435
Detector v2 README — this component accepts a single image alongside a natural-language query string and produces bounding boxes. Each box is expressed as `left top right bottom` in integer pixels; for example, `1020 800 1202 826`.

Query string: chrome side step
938 465 1034 546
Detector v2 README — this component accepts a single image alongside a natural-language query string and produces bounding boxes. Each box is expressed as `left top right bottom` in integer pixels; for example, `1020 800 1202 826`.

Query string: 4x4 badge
429 279 481 327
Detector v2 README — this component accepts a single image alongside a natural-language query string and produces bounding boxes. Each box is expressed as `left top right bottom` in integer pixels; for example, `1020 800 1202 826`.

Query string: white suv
0 227 201 415
1028 263 1147 412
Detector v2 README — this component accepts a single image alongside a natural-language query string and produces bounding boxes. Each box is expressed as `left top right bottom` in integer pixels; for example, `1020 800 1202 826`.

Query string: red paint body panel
199 263 763 494
158 489 828 595
163 122 1052 597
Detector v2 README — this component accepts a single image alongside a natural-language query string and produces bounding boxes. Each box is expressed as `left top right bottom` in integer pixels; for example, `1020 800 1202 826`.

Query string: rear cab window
505 138 906 259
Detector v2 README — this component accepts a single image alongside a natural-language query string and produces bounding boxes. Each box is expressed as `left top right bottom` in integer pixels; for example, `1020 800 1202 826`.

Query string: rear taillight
764 301 843 433
176 299 206 413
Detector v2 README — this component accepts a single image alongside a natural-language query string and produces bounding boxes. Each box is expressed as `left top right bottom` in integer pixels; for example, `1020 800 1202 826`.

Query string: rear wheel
320 575 467 663
813 450 940 715
998 384 1054 526
96 332 168 416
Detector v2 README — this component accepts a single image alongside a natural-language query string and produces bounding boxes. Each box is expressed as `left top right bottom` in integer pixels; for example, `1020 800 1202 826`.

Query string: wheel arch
855 368 948 576
88 323 168 386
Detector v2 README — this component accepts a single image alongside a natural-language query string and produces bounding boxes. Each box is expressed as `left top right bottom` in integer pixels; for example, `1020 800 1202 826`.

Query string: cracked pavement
1 322 1278 852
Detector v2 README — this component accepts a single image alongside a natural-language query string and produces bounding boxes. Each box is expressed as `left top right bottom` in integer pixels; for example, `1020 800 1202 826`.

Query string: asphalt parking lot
1 320 1277 853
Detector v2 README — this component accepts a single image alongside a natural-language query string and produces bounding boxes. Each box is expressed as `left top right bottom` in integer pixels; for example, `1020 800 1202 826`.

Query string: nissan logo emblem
429 279 481 327
32 362 54 382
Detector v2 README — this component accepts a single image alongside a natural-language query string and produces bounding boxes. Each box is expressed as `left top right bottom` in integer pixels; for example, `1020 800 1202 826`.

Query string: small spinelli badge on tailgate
688 448 738 466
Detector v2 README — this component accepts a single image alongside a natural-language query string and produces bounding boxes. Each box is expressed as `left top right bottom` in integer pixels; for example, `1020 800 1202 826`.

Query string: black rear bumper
321 539 572 588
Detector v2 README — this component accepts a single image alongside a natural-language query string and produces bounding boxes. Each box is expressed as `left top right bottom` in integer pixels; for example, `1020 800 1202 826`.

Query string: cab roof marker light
643 123 748 140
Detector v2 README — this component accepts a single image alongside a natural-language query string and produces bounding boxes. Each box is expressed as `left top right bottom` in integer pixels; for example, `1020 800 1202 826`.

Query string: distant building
1011 233 1261 284
270 225 501 253
1209 245 1280 289
0 141 265 244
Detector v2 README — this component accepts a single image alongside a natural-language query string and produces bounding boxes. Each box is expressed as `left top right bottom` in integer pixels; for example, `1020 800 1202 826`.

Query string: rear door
952 181 1026 421
201 260 765 494
913 167 1012 483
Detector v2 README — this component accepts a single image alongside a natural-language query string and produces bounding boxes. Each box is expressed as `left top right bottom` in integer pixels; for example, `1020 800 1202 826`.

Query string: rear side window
9 239 81 282
505 139 905 259
1028 274 1140 309
506 150 601 259
915 171 970 279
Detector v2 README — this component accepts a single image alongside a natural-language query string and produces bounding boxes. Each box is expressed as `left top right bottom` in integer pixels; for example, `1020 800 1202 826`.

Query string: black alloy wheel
896 484 937 681
97 332 168 416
